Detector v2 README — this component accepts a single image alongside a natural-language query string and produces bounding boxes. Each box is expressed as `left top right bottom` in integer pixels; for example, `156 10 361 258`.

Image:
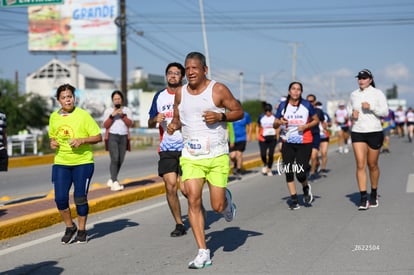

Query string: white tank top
179 80 228 159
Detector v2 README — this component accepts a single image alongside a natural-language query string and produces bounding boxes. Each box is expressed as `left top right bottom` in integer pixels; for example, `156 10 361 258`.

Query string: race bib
186 136 210 156
279 125 288 140
337 117 345 124
263 127 276 136
280 126 299 141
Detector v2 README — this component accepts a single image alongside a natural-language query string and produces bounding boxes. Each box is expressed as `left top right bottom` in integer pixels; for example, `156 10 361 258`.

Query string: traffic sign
2 0 63 7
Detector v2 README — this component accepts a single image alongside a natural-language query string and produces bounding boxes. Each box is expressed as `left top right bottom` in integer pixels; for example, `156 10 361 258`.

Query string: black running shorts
229 141 247 153
351 131 384 150
158 151 182 177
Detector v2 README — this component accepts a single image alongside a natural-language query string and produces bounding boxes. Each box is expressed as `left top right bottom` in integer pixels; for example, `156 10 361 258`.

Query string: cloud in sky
211 62 414 107
332 68 354 79
383 63 410 81
379 63 413 105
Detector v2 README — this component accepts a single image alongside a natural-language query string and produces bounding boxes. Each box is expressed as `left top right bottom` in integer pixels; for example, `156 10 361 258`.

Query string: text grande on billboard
28 0 118 52
72 5 115 20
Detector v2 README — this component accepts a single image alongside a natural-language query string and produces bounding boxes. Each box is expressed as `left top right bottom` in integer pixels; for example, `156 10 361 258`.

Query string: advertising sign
28 0 118 52
2 0 63 7
50 88 141 123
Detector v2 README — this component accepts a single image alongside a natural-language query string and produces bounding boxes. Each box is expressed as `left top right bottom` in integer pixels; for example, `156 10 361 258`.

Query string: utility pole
69 51 79 88
15 71 18 94
260 74 265 101
239 72 244 102
199 0 211 79
119 0 128 104
290 42 301 81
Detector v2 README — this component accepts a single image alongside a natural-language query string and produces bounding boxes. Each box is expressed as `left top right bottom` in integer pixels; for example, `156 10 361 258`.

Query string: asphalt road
0 147 158 202
0 142 259 203
0 136 413 274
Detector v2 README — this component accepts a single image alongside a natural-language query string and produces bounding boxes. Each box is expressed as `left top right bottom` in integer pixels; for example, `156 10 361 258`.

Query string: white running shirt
179 80 228 159
349 85 389 133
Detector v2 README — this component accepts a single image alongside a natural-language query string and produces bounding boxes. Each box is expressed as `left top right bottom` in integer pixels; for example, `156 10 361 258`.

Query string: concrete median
1 138 338 240
0 152 267 241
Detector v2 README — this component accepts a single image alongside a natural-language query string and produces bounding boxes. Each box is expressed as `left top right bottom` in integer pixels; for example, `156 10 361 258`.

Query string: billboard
50 88 141 123
28 0 118 52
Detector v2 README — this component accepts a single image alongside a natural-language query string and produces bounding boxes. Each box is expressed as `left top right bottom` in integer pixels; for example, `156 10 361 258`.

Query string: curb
0 153 268 241
8 151 109 169
0 180 165 240
0 156 263 240
1 138 338 240
8 154 55 168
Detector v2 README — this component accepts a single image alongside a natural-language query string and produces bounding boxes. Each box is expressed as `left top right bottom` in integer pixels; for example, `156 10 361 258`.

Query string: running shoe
223 188 236 222
106 179 113 187
74 230 87 243
267 170 273 176
289 201 300 210
188 249 212 269
308 173 319 182
358 198 369 210
61 223 77 244
170 224 186 237
319 169 329 177
262 166 268 174
344 147 349 154
111 181 124 191
303 183 313 205
369 195 378 208
233 169 242 180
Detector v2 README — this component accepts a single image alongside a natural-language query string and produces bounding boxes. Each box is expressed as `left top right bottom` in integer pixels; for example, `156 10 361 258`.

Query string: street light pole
120 0 128 104
289 42 301 81
199 0 211 79
239 72 244 102
260 74 265 101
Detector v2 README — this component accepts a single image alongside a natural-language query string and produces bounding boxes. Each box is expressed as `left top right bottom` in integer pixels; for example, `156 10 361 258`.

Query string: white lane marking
0 173 250 257
406 174 414 193
0 201 167 256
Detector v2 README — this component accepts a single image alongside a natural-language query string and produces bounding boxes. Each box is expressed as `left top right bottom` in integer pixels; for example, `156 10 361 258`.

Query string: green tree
0 79 25 135
130 79 150 91
22 94 51 129
0 79 51 135
241 100 266 122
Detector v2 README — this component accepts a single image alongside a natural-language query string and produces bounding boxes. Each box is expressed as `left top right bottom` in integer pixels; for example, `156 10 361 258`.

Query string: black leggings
281 143 312 183
259 138 277 169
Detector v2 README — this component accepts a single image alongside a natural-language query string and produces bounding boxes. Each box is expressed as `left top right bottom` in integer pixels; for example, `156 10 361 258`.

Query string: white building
130 66 165 91
387 98 407 112
24 58 164 127
25 58 117 100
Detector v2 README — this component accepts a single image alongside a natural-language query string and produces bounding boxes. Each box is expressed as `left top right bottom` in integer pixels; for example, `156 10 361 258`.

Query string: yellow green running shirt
49 107 101 165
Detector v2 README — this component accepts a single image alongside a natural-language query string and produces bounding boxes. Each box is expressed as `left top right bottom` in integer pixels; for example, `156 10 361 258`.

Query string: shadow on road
87 218 139 241
346 192 362 207
2 260 64 275
0 209 7 217
125 178 157 188
206 226 263 257
1 195 47 207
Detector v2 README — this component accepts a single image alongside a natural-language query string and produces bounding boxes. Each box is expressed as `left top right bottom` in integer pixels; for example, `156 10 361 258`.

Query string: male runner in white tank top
167 52 243 269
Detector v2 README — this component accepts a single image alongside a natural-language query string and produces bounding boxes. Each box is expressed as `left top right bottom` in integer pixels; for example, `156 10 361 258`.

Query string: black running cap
355 69 373 79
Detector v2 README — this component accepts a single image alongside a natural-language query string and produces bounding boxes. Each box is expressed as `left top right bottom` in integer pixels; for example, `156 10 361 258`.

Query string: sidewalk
0 151 266 241
1 137 338 241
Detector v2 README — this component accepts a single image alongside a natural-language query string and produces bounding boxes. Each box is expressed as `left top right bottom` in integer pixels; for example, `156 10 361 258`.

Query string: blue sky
1 0 414 108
